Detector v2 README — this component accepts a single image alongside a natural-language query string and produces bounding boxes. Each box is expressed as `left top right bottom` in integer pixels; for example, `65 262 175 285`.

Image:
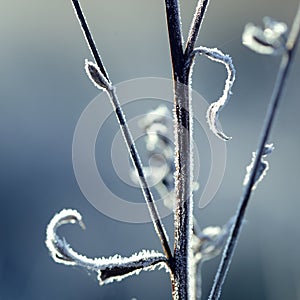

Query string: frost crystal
243 143 274 190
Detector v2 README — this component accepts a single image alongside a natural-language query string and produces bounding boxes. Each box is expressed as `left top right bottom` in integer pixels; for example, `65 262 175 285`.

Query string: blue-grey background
0 0 299 299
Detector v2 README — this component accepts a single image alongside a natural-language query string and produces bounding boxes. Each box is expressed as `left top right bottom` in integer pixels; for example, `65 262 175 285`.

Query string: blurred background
0 0 299 299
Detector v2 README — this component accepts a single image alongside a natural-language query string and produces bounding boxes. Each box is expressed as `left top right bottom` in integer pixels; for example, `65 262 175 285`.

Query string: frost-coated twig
185 0 210 57
45 209 168 285
71 0 109 82
208 4 300 299
84 63 172 259
192 47 236 140
71 0 172 260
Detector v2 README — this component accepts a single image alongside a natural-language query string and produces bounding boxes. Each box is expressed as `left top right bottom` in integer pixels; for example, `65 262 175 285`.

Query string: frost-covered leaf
45 209 169 285
243 17 287 55
243 143 274 190
85 60 112 90
193 47 236 141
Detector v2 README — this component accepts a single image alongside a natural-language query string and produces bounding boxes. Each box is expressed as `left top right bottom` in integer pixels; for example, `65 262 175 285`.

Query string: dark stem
107 88 172 260
185 0 210 58
164 0 213 298
164 0 185 79
164 1 192 299
71 0 109 81
208 4 300 299
70 0 172 260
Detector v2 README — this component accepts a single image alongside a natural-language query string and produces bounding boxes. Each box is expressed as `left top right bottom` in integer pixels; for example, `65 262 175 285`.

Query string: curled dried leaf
243 143 274 190
45 209 169 284
192 47 236 141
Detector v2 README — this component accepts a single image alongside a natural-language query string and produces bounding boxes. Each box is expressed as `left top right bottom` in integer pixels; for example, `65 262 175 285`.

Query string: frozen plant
45 0 300 299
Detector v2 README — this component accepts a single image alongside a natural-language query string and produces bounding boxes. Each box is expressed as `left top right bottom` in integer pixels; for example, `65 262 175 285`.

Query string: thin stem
71 0 109 81
71 1 172 260
208 4 300 299
185 0 210 58
107 87 172 260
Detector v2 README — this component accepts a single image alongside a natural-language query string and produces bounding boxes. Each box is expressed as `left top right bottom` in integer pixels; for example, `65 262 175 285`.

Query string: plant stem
107 88 172 260
71 0 109 81
164 1 214 298
70 0 172 260
208 4 300 299
185 0 210 57
164 1 193 298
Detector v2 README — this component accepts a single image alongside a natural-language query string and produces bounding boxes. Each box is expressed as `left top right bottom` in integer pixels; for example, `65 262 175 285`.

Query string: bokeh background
0 0 299 299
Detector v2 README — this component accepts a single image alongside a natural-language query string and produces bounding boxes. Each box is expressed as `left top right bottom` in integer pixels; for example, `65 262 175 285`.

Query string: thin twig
71 0 172 260
71 0 109 81
107 86 172 260
208 4 300 299
185 0 210 58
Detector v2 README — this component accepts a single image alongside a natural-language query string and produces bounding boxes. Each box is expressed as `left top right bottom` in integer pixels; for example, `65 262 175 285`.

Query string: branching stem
208 3 300 299
164 1 212 298
185 0 210 57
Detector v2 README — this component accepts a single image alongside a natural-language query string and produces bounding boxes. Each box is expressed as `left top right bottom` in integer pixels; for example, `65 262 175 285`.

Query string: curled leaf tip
45 209 85 265
193 47 235 141
243 143 275 190
207 103 232 141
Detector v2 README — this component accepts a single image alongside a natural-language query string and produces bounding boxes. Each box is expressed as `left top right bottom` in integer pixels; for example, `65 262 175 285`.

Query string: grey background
0 0 299 299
